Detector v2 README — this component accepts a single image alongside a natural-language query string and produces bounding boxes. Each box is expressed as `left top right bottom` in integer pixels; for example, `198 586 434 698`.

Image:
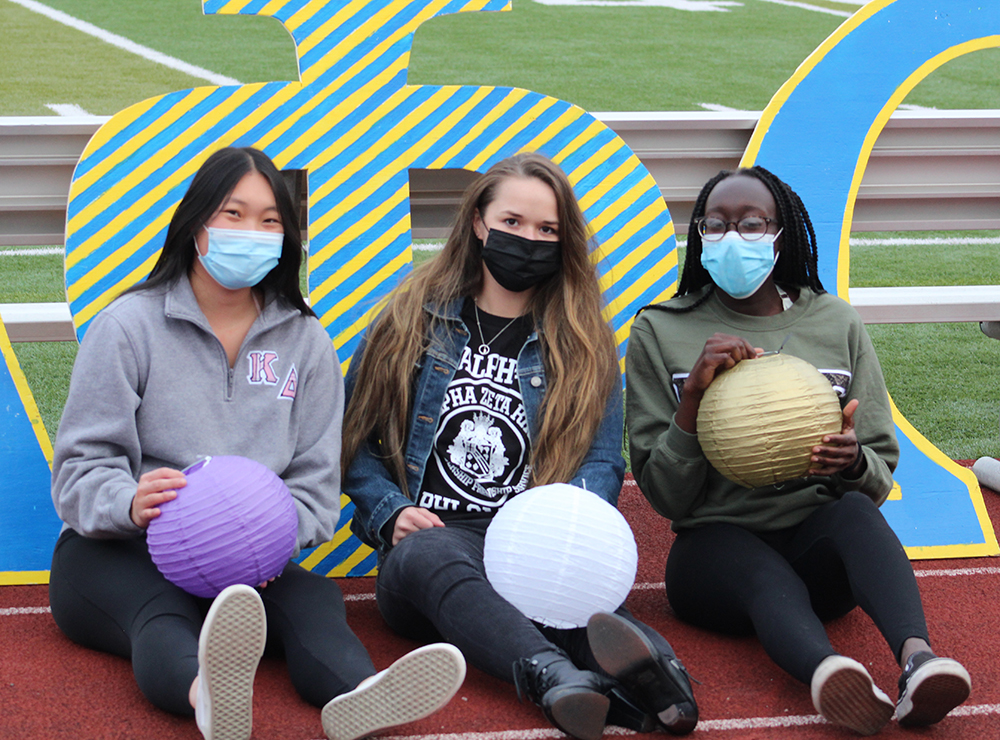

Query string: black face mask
480 228 561 293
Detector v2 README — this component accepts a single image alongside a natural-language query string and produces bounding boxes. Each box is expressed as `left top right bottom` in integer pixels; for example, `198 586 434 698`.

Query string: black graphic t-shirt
417 299 534 520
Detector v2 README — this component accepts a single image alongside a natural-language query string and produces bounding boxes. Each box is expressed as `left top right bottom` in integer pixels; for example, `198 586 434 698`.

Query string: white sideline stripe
45 104 91 117
915 566 1000 577
0 606 50 616
698 714 825 730
372 705 1000 740
335 568 1000 605
9 0 240 87
380 728 635 740
7 567 996 613
953 703 1000 716
756 0 852 17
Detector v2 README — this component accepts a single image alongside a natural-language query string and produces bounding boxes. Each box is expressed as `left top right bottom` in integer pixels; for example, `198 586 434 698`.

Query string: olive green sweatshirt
626 286 898 532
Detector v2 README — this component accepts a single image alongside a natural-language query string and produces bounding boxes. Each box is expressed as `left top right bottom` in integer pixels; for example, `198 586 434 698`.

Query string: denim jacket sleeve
341 332 415 553
566 378 626 506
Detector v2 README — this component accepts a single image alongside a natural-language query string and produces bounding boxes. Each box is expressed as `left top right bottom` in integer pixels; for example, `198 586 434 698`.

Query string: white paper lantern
483 483 638 629
697 353 843 489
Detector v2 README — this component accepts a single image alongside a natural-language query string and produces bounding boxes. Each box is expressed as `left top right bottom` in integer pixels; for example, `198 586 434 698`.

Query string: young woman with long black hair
49 147 464 740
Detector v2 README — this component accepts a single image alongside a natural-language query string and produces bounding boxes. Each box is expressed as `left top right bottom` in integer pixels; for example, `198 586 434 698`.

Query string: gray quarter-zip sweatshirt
51 274 343 554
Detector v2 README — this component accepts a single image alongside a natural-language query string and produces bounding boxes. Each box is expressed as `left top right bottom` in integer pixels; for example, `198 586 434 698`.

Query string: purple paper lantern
147 456 298 598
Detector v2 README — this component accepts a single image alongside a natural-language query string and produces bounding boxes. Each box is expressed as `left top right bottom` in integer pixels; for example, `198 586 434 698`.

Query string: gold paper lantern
697 353 843 488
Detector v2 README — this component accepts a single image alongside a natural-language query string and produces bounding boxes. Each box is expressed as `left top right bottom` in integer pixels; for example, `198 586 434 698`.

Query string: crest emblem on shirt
447 412 508 483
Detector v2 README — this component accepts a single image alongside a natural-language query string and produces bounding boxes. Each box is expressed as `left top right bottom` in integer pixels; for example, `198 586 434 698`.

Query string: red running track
2 472 998 740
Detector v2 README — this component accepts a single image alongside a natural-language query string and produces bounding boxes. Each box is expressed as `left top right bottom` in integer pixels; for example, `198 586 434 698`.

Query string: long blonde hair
341 153 619 496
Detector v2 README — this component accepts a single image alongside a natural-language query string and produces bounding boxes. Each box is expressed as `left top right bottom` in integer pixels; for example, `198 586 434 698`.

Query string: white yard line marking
4 238 998 258
851 236 1000 247
9 0 240 86
413 241 445 252
698 103 750 112
756 0 852 17
45 103 91 116
532 0 740 10
0 247 63 256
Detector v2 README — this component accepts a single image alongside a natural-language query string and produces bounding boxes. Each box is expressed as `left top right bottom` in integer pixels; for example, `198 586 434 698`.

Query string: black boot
587 613 698 736
606 686 659 733
513 648 612 740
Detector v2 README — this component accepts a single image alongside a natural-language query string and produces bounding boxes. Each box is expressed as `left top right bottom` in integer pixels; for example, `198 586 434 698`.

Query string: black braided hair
640 165 825 316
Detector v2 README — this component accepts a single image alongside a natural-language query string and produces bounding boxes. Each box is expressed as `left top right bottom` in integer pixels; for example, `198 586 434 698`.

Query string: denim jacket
343 298 626 555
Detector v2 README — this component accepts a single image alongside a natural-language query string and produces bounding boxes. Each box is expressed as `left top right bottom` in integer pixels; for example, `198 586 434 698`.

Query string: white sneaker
811 655 894 736
195 585 267 740
321 643 466 740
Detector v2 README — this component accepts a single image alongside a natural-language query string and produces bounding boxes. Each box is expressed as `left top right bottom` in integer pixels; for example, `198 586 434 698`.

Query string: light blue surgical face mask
700 229 782 300
197 227 284 290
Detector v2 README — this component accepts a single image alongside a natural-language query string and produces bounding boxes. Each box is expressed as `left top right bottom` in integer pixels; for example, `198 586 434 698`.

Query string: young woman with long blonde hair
342 152 698 740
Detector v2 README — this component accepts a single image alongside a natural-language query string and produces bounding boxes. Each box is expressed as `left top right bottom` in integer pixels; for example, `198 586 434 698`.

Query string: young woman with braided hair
625 166 971 735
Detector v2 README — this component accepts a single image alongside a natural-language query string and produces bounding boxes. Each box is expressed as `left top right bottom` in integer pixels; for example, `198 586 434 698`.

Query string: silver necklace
474 302 520 356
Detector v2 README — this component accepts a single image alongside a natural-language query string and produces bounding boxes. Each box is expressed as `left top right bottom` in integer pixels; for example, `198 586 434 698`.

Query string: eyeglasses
696 216 779 242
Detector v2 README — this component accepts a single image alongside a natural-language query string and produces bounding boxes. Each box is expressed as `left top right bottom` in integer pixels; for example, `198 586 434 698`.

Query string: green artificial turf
2 0 998 456
4 0 999 116
0 253 66 302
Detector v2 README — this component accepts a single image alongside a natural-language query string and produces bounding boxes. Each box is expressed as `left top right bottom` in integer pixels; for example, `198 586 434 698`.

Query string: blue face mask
700 230 782 300
197 227 284 290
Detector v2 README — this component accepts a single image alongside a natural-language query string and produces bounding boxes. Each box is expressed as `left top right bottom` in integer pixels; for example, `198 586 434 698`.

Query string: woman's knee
380 526 483 583
810 491 897 543
131 619 198 717
670 524 826 632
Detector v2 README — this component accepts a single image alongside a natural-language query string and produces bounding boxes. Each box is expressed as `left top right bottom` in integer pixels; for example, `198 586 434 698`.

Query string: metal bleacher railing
1 110 998 342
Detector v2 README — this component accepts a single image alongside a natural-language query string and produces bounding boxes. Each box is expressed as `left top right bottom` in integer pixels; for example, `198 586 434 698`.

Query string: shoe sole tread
322 645 465 740
897 663 971 727
200 587 266 740
816 664 894 736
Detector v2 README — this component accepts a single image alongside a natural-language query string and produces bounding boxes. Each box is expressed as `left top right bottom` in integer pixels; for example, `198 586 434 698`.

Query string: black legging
49 529 376 715
375 517 678 681
664 492 930 684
